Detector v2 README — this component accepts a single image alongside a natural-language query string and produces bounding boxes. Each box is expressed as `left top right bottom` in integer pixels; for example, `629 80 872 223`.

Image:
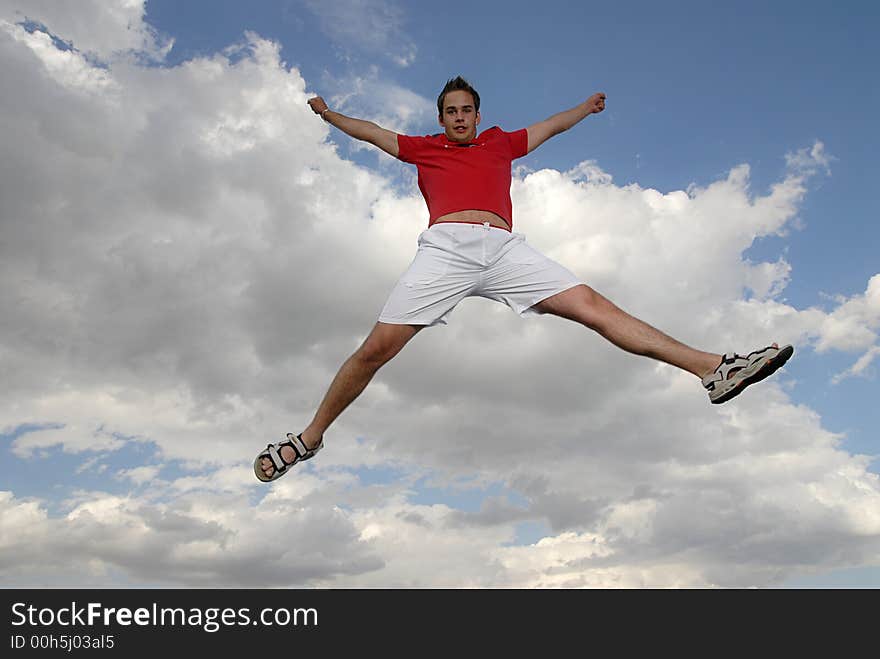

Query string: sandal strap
266 444 287 472
286 433 309 458
265 433 313 473
703 352 742 387
745 345 776 360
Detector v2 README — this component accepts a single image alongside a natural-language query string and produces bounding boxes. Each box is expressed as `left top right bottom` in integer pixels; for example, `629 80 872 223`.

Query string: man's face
439 90 480 142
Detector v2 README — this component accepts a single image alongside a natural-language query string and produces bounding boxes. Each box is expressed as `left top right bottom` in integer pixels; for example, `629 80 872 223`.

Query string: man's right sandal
253 433 323 483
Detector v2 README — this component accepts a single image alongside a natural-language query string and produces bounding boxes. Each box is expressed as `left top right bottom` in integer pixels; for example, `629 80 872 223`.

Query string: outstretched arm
307 96 400 158
526 92 606 154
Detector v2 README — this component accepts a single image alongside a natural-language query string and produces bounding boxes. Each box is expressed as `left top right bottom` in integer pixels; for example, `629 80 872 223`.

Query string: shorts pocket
502 237 541 266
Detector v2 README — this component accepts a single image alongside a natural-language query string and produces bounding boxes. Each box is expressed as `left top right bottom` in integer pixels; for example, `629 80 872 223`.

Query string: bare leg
260 322 422 478
532 285 722 378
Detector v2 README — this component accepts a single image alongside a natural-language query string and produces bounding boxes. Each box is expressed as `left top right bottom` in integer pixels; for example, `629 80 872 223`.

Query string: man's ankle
699 354 723 380
300 428 323 449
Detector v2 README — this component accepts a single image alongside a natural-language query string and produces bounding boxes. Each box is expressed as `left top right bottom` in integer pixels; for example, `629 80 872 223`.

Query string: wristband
321 108 331 121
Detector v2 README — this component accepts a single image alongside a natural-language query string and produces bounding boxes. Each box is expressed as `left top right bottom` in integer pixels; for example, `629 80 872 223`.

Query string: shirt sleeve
506 128 529 159
396 134 424 163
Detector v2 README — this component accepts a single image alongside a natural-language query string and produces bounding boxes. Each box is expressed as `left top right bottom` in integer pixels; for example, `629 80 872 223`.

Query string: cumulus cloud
816 275 880 352
0 0 172 61
1 2 879 587
0 489 381 587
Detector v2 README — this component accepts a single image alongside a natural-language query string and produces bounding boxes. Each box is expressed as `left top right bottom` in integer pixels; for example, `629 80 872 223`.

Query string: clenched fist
587 92 606 114
307 96 329 115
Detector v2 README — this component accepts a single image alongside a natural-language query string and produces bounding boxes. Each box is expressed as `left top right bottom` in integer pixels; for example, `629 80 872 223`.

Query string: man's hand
307 96 329 116
586 92 606 115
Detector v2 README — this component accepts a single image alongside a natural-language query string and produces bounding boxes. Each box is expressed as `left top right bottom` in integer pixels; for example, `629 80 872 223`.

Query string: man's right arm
307 96 399 158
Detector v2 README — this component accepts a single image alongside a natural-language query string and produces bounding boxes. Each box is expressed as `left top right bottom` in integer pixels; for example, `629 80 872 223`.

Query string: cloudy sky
1 0 878 588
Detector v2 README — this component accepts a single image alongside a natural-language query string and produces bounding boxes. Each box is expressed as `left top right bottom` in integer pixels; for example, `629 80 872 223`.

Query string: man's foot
702 343 794 404
255 431 323 482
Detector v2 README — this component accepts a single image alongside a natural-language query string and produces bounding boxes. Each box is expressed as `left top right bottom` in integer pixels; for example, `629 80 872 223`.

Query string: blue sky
1 0 878 588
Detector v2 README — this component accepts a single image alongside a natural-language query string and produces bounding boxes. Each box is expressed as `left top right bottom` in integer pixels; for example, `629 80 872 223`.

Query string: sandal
253 433 323 482
702 344 794 404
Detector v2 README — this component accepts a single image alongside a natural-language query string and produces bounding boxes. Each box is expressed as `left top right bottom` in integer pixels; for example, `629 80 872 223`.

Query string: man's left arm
526 92 606 154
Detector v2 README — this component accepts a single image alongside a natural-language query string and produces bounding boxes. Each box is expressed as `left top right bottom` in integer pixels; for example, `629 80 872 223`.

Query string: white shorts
378 222 582 327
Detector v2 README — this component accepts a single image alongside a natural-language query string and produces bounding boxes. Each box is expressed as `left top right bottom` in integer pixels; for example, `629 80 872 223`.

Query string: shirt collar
437 126 498 146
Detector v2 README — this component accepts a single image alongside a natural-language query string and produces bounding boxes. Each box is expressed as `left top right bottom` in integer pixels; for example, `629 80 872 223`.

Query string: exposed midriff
433 209 510 230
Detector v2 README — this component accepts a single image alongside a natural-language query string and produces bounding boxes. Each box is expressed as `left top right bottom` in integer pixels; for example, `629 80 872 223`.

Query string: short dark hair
437 76 480 116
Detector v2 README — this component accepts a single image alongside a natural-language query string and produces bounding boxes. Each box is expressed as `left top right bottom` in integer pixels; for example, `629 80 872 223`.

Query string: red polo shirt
396 126 529 231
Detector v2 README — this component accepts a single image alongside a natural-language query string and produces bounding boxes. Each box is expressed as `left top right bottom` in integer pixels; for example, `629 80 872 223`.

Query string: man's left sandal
253 433 323 483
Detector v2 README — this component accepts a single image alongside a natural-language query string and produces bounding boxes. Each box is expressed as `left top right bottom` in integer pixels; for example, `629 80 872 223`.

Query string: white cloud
322 66 435 137
785 141 834 177
116 465 162 486
816 274 880 353
1 6 879 587
833 346 880 384
0 489 382 587
0 0 172 61
492 532 702 588
0 20 118 94
299 0 416 67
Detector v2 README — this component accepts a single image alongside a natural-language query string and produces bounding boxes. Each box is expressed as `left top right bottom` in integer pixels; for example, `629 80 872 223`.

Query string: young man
254 77 793 482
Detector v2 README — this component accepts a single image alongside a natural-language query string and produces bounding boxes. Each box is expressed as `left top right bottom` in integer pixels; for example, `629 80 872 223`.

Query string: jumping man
254 76 794 482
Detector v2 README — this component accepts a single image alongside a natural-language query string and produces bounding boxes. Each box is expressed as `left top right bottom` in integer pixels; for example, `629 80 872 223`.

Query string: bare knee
578 288 620 332
356 339 394 367
355 323 419 367
540 284 617 331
